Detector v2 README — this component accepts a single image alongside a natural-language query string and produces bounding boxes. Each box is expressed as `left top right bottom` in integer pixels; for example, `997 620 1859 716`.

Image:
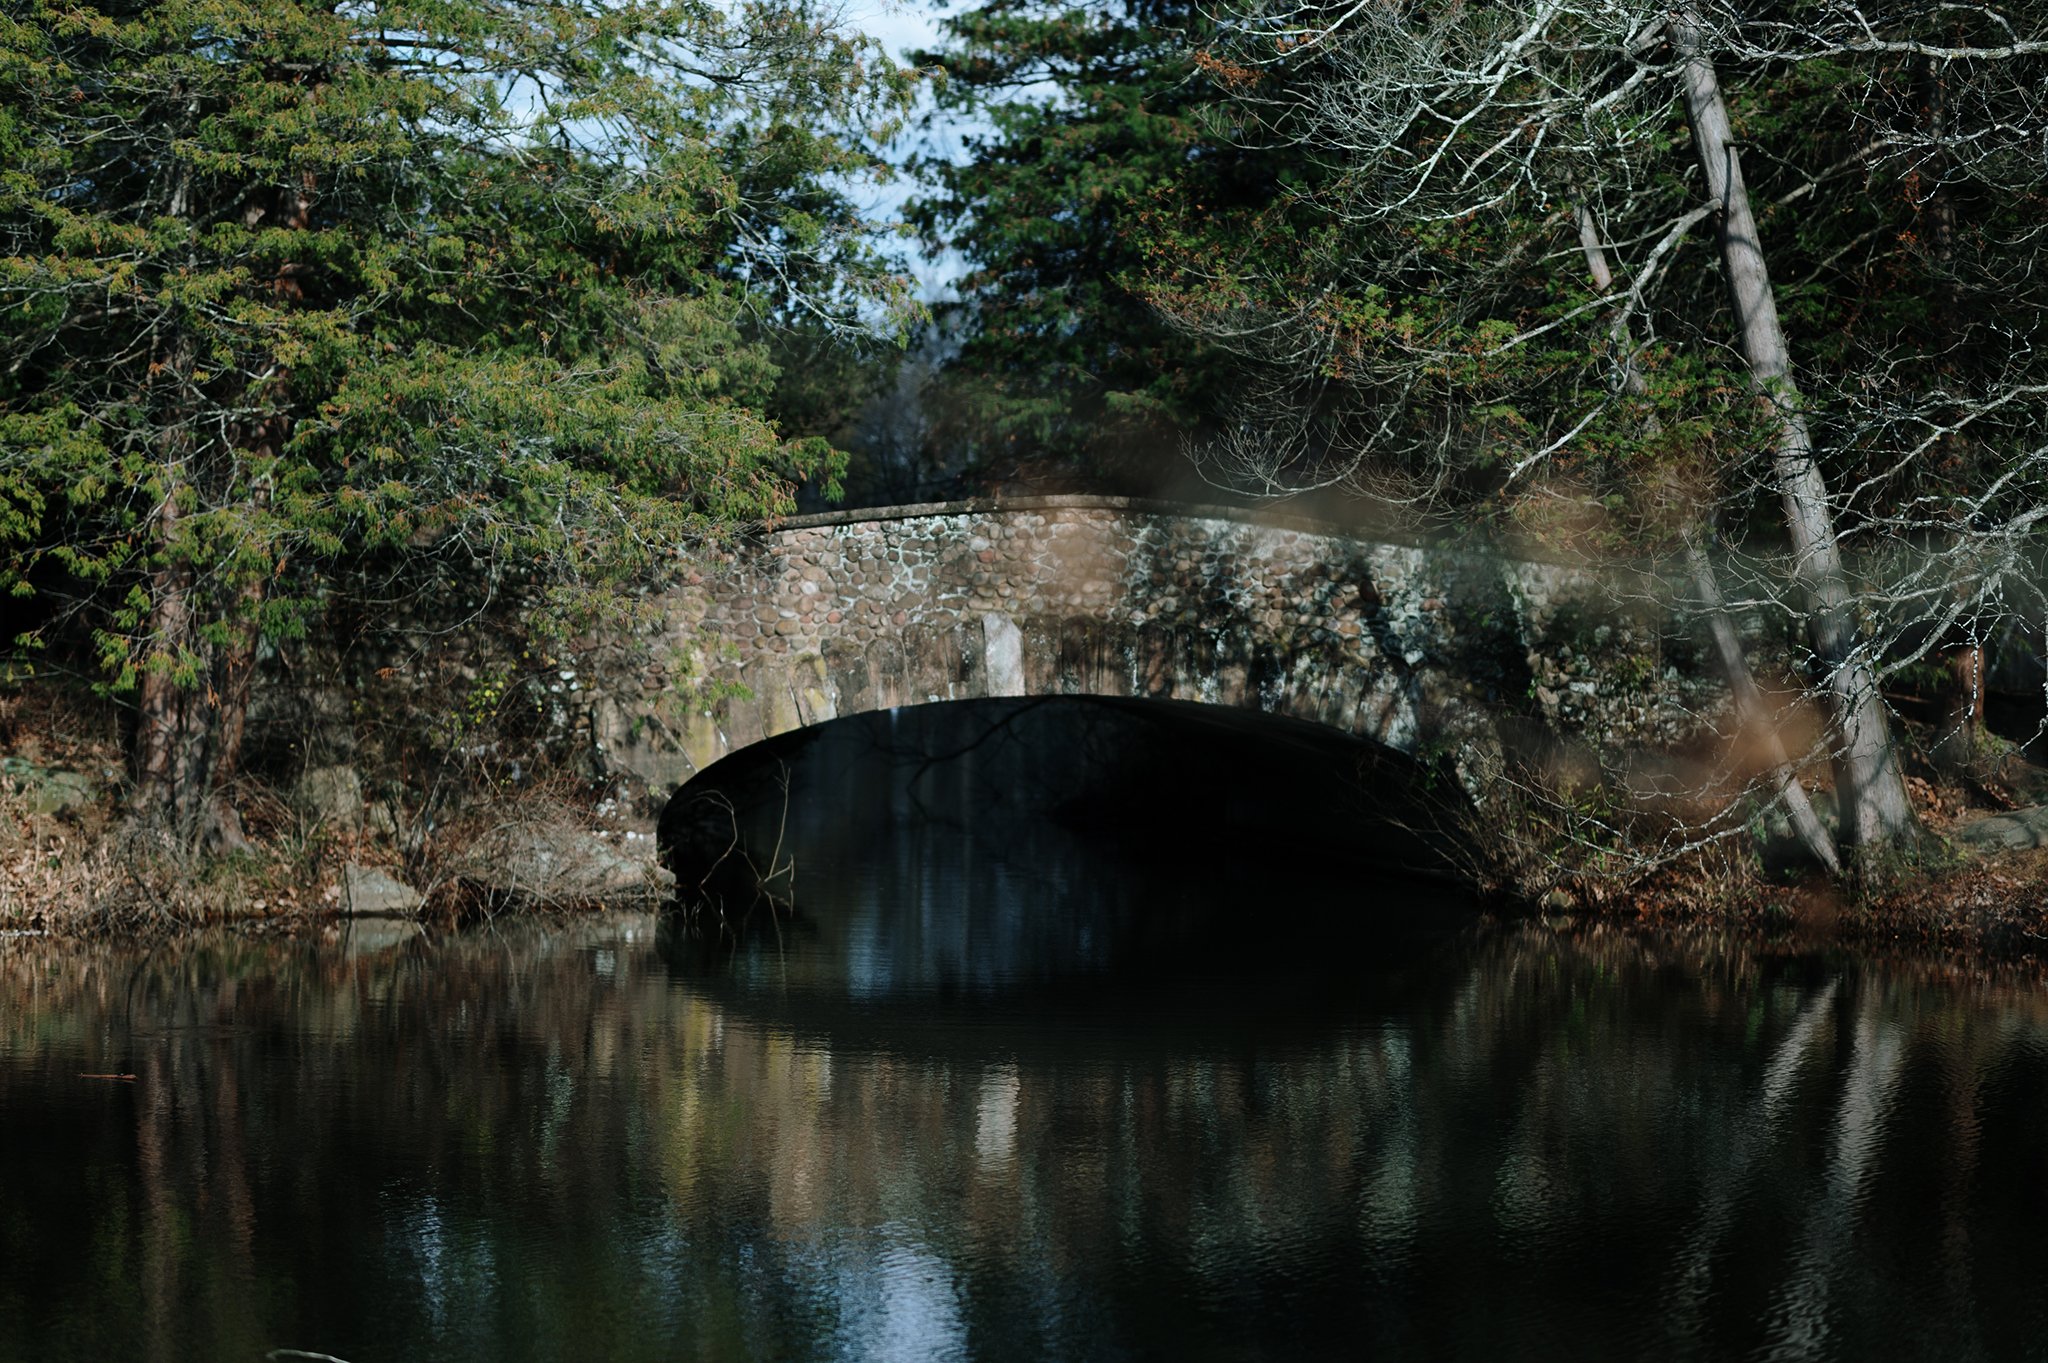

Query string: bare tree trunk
1939 642 1984 771
1671 17 1918 856
1918 54 1985 774
1575 204 1842 871
1574 205 1651 388
131 345 255 852
1684 534 1843 872
133 554 257 852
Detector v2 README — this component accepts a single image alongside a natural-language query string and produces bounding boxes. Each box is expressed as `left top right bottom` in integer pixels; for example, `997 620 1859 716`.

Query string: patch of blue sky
365 1 986 309
839 0 969 298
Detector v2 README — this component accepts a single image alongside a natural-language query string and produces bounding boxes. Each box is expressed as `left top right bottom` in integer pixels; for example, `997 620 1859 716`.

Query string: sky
839 1 972 296
841 0 944 62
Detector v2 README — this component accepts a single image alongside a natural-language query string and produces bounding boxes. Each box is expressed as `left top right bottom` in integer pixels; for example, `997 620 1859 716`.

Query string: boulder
365 801 401 841
27 771 93 816
2 758 97 816
343 862 423 916
295 764 364 826
461 824 672 906
1952 806 2048 851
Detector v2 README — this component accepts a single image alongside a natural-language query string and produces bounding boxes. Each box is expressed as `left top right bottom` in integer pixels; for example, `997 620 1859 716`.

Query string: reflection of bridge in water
656 697 1479 1003
598 496 1694 803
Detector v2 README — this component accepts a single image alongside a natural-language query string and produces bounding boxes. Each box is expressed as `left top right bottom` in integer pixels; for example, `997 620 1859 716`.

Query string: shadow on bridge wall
599 498 1714 814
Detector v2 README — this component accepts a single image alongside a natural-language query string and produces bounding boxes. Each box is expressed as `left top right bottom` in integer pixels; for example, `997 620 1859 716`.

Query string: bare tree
1145 0 2048 871
1576 203 1842 871
1668 12 1915 848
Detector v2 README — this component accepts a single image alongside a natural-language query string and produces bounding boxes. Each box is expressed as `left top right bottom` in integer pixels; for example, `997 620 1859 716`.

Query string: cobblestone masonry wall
592 496 1725 801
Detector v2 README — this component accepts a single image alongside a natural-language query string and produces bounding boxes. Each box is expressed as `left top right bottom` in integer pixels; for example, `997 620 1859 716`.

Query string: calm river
3 701 2046 1362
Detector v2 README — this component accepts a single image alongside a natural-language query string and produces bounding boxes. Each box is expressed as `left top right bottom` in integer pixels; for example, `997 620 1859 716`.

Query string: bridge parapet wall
594 498 1720 802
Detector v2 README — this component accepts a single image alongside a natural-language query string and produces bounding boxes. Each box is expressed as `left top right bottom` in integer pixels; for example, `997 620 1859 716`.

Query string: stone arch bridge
593 496 1705 800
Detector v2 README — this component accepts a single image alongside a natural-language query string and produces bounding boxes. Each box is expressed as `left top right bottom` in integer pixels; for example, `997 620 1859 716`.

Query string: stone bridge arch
594 496 1673 801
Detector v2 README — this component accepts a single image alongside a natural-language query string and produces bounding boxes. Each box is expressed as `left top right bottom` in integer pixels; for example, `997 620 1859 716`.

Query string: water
4 702 2048 1362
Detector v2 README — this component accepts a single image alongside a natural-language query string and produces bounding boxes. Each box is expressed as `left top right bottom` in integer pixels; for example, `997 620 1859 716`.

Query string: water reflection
660 697 1472 1008
3 924 2048 1361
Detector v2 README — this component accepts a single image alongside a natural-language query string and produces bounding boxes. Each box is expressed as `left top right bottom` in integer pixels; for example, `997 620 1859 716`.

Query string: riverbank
16 790 2048 977
0 688 667 939
10 681 2048 970
1538 808 2048 969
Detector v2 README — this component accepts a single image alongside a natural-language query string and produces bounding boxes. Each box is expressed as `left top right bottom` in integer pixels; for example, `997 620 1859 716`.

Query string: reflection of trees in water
3 927 2048 1360
0 924 787 1362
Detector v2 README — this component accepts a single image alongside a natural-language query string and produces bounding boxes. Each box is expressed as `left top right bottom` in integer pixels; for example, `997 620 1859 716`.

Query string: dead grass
0 806 331 938
1452 708 2048 967
1524 775 2048 968
0 683 656 939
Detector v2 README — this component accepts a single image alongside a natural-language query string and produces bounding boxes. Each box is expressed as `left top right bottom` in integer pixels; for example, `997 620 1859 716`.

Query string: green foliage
0 0 918 704
908 1 1292 486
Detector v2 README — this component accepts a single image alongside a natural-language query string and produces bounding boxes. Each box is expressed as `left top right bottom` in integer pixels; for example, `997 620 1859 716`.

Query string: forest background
3 0 2047 923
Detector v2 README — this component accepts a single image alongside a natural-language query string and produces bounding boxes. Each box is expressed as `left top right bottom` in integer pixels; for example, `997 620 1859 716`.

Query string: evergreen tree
910 0 1298 489
0 0 916 844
